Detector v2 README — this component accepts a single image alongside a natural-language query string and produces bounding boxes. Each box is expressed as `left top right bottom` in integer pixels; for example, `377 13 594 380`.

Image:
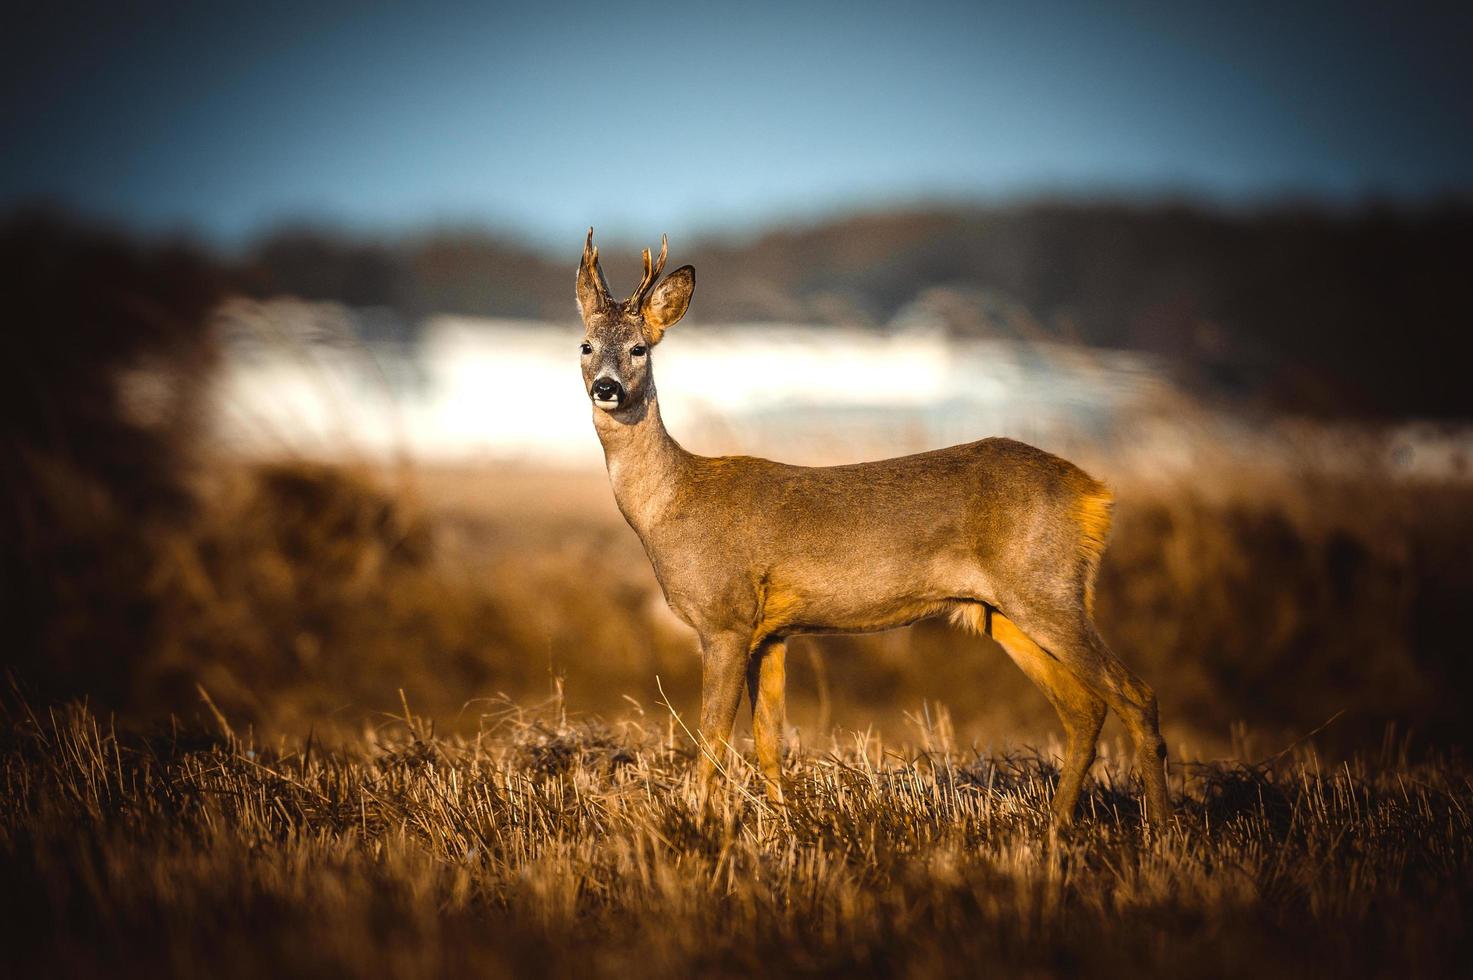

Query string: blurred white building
209 298 1179 467
207 298 1473 481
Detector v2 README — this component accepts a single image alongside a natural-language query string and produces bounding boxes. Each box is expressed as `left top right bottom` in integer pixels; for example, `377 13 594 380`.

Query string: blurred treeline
4 205 1473 753
239 200 1473 418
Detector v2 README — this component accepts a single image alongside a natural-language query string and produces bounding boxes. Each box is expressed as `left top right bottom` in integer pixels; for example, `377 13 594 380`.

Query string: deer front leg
747 638 787 805
695 630 752 795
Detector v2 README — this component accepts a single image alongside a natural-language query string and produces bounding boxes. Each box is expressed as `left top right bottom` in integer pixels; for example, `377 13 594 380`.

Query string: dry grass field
9 213 1473 976
3 688 1470 979
9 454 1473 976
12 411 1473 976
11 423 1473 977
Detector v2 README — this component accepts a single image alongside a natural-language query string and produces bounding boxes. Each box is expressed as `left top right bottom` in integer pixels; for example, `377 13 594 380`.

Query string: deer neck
592 385 688 538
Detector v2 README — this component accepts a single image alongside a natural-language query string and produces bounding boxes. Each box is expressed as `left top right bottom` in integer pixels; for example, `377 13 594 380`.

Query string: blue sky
4 1 1470 247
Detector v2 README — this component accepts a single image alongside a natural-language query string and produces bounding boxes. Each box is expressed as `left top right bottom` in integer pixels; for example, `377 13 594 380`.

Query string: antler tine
579 227 612 308
653 233 668 280
630 247 655 306
639 246 654 288
628 233 670 308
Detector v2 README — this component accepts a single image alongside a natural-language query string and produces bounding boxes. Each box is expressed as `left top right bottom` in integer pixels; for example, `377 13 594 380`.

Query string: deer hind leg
989 613 1105 825
746 638 787 805
1013 609 1171 827
695 630 752 794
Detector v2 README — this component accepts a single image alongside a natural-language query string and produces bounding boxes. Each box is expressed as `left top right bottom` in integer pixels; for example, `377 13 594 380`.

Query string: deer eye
630 345 647 357
579 342 593 355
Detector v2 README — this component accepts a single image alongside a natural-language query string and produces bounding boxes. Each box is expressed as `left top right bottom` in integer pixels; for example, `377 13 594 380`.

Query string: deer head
576 228 695 413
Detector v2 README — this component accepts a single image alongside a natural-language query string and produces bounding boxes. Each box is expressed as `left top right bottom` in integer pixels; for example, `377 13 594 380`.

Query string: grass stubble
2 687 1469 979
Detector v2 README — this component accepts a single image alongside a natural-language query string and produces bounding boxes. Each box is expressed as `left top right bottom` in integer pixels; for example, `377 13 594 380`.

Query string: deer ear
641 265 695 344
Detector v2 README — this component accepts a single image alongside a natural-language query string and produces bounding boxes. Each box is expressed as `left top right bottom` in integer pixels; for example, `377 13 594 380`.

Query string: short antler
627 234 669 310
577 227 613 315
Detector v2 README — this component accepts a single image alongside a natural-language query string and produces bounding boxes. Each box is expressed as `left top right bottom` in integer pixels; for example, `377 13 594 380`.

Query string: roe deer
575 230 1170 826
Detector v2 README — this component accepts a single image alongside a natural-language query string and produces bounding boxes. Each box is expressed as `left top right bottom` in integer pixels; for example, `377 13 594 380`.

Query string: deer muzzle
591 377 624 410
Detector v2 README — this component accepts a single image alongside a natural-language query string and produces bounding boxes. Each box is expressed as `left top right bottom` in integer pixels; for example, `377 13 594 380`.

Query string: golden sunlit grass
4 689 1470 978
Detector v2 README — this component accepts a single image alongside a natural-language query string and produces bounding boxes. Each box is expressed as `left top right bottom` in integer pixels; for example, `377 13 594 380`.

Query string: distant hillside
237 201 1473 419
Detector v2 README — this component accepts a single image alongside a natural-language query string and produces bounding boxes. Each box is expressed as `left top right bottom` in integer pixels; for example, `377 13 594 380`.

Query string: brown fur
1074 483 1114 616
576 232 1170 825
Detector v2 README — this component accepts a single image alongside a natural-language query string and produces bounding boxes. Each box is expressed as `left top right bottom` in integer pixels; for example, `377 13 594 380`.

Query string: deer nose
591 378 623 403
